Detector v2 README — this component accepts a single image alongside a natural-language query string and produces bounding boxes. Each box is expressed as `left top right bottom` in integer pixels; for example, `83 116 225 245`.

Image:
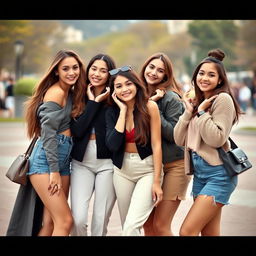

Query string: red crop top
126 127 135 143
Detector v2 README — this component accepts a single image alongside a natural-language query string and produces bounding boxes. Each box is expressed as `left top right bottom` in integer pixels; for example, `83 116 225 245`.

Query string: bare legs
144 198 181 236
30 174 73 236
179 195 223 236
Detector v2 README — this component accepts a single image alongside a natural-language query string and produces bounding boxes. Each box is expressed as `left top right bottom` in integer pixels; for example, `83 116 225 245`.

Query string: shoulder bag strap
25 137 38 156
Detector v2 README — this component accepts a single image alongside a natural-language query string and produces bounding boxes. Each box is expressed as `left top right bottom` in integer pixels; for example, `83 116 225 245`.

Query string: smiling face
196 62 221 98
113 75 137 103
88 59 109 87
57 56 80 87
144 58 165 86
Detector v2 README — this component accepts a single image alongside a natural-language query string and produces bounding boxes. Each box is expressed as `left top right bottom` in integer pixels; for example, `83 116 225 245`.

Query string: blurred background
0 20 256 118
0 20 256 237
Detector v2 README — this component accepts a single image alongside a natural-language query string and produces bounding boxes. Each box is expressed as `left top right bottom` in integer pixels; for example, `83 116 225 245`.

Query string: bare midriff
60 128 72 137
125 142 138 153
89 133 96 140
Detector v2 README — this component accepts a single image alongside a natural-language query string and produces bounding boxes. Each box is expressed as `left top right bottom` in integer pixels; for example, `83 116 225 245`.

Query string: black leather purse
217 137 252 176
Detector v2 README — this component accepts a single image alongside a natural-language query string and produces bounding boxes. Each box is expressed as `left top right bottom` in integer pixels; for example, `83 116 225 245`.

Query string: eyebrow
62 64 79 68
114 79 131 86
199 69 216 74
92 65 108 71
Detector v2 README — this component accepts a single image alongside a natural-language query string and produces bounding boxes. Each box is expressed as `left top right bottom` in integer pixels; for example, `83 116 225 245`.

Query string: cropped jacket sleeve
37 102 64 173
158 91 184 143
105 106 125 152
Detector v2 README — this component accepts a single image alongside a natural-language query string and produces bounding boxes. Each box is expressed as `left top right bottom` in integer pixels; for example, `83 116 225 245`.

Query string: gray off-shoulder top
37 93 72 173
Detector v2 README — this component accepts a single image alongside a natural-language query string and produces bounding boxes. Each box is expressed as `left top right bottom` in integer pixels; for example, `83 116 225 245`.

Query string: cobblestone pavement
0 112 256 236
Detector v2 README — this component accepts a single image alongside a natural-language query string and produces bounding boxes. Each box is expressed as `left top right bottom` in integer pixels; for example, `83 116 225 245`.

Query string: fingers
152 193 163 207
208 95 218 102
48 183 62 196
105 87 110 93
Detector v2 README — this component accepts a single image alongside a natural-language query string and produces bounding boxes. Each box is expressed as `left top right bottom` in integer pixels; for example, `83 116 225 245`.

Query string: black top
70 100 112 162
6 84 14 97
105 105 152 169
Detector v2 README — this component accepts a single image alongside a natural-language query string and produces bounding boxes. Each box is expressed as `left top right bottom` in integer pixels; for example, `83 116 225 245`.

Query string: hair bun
208 48 225 61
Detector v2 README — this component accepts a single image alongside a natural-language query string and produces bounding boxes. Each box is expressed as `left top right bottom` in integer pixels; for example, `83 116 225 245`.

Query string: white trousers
113 153 157 236
70 140 116 236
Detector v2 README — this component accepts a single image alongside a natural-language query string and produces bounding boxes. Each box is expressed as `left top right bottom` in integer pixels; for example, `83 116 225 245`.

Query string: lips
121 92 131 97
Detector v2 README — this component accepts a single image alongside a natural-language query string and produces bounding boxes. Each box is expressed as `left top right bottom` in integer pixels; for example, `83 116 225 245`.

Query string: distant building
166 20 192 34
64 26 83 43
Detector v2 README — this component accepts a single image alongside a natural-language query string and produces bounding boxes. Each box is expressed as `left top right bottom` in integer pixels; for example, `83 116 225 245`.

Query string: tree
0 20 32 72
187 20 238 71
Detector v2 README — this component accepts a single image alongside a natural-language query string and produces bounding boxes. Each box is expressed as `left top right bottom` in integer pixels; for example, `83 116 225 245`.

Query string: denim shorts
27 134 73 176
191 152 238 205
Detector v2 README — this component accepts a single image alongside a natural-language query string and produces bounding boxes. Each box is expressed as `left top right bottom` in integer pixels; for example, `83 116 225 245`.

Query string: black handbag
217 137 252 176
6 137 38 185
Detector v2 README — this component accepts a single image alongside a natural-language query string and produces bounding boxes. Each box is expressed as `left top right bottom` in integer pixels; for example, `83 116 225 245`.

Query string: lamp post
14 40 24 81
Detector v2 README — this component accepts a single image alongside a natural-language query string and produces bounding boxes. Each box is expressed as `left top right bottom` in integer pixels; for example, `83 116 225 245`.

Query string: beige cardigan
174 92 236 175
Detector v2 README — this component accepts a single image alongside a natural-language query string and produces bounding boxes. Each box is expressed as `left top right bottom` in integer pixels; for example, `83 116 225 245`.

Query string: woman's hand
198 95 218 112
95 87 110 102
152 182 163 207
150 88 166 102
182 90 196 113
87 84 95 101
112 91 127 112
48 172 62 196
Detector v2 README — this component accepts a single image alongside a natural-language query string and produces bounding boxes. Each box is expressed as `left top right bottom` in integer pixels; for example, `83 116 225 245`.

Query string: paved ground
0 111 256 236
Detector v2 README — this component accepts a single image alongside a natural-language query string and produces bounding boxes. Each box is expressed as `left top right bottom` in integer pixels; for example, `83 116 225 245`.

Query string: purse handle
25 137 38 156
227 137 238 150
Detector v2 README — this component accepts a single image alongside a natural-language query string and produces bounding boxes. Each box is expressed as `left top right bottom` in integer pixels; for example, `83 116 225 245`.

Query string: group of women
7 48 241 236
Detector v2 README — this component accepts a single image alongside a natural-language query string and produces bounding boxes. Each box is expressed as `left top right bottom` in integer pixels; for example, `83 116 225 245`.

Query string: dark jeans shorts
27 134 73 176
191 152 238 205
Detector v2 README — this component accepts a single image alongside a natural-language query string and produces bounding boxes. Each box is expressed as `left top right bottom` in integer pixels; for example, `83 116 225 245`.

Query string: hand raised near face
183 90 196 113
112 91 127 112
87 84 95 101
150 88 166 102
198 95 218 112
95 87 110 102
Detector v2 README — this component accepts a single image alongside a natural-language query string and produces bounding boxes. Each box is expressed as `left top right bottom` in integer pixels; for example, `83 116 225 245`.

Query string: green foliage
188 20 238 71
14 77 39 96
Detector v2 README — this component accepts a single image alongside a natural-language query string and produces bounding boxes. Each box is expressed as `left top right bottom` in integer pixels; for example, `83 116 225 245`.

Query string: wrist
197 110 206 117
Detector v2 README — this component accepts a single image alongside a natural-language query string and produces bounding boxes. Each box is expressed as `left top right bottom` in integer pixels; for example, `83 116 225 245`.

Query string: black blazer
105 105 152 169
71 100 112 162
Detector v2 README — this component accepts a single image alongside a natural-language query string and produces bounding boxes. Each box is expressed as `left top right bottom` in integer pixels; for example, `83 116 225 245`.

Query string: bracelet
197 110 205 117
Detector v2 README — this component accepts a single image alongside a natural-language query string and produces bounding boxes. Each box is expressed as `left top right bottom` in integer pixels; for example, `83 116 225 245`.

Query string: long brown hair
108 69 150 146
24 49 86 139
191 48 242 124
139 52 183 97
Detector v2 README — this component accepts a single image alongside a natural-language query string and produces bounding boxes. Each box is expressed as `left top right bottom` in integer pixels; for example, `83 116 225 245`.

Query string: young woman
139 52 191 236
70 54 117 236
105 66 163 236
174 49 242 236
24 50 86 236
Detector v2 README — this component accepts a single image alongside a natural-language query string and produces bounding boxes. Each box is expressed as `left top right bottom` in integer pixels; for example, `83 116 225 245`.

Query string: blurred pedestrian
250 74 256 114
174 48 242 236
139 52 191 236
5 76 15 118
70 54 116 236
0 74 7 117
105 66 163 236
238 81 251 113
